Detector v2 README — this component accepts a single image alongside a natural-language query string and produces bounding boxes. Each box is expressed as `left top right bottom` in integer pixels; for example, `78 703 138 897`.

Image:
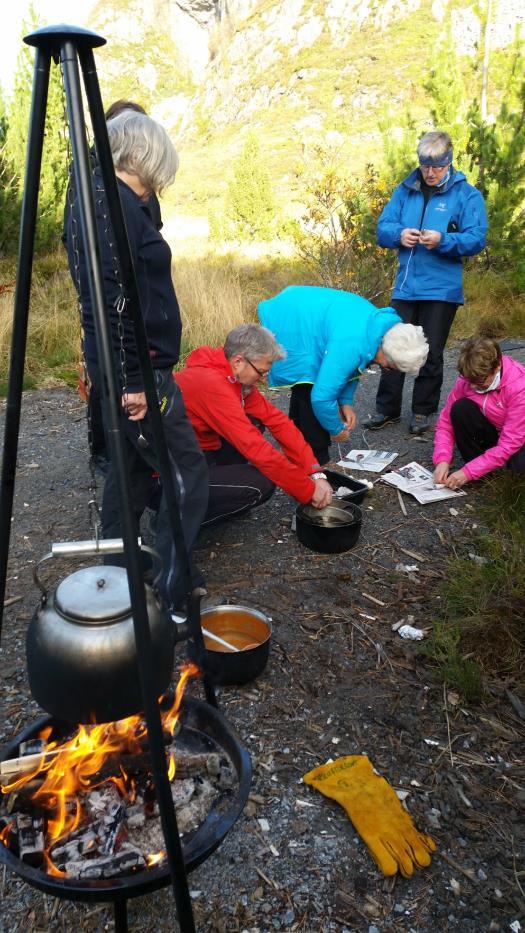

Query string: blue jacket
377 167 487 304
258 286 401 435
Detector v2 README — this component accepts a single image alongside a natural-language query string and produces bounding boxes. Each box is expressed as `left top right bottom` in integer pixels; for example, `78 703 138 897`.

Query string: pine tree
4 7 69 252
225 133 277 241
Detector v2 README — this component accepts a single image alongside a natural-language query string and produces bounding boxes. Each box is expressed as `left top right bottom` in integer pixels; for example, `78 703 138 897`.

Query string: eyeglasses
245 358 271 379
419 163 448 172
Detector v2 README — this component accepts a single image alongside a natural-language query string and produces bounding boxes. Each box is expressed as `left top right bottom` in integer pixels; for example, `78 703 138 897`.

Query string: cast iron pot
26 543 174 724
295 500 363 554
196 605 272 686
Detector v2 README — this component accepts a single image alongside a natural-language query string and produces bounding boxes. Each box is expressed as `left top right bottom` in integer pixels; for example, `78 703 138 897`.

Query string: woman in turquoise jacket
364 130 488 436
258 286 428 464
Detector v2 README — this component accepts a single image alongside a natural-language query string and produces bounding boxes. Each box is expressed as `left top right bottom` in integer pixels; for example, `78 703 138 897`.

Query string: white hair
106 111 179 194
381 323 429 374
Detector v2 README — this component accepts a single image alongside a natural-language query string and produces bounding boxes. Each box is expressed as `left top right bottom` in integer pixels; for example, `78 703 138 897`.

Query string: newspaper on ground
336 450 398 473
381 461 466 504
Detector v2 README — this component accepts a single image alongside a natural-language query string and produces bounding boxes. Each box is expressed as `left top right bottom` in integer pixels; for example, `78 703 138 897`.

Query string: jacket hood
403 166 465 194
368 307 403 354
185 345 233 376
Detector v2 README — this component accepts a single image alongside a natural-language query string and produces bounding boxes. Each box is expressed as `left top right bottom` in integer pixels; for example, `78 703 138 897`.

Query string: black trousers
376 299 458 416
202 438 275 527
289 383 330 465
91 366 209 610
451 398 525 472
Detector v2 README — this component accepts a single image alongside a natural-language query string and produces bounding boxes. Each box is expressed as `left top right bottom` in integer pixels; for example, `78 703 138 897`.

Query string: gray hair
417 130 453 161
106 111 179 194
224 324 286 362
381 323 429 374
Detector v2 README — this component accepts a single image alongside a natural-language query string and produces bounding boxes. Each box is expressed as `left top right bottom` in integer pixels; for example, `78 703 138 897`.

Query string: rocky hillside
90 0 525 222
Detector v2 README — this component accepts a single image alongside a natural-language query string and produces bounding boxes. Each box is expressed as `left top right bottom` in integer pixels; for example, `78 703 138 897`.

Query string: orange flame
146 850 166 867
0 662 201 873
163 662 200 736
0 820 13 846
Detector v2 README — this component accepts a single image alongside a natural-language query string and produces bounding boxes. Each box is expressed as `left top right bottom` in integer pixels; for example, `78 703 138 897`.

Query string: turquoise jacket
258 286 401 435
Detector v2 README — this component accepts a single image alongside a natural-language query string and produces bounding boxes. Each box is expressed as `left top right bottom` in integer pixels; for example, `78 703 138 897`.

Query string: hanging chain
60 58 101 540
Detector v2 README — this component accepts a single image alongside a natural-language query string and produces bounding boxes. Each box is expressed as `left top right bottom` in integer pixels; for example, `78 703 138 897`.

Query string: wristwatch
310 472 327 480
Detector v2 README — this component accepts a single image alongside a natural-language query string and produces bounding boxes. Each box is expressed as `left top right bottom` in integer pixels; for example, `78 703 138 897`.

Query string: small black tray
324 468 368 505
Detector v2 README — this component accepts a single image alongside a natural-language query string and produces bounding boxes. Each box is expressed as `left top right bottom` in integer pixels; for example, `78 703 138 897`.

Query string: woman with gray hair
364 129 488 435
65 110 208 612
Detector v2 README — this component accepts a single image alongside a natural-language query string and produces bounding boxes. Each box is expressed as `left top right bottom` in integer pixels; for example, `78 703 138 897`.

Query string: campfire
0 663 238 880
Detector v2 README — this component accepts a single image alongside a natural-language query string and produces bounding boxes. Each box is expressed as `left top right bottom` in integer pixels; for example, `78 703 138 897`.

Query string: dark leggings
289 383 331 465
451 398 525 472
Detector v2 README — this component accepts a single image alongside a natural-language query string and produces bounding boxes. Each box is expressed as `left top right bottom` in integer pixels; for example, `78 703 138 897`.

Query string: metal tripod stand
0 22 216 932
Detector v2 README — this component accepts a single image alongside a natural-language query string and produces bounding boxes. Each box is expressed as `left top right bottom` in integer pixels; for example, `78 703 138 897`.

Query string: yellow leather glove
303 755 436 877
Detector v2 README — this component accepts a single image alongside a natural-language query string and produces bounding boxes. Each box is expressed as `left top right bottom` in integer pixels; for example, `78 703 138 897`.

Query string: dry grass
1 248 523 394
452 265 525 340
173 251 311 361
0 257 78 392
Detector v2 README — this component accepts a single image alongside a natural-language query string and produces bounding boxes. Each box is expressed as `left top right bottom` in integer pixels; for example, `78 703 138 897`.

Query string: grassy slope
168 0 443 217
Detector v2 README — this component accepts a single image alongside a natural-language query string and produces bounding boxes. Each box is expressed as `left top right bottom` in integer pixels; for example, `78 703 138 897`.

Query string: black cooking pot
295 500 363 554
196 605 272 686
26 541 174 724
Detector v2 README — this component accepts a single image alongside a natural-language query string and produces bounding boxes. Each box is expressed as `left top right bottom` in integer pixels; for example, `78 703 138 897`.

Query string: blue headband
419 148 453 167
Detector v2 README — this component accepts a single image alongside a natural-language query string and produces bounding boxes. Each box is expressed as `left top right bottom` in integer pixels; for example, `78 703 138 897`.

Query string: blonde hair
458 337 502 382
106 111 179 194
381 322 429 374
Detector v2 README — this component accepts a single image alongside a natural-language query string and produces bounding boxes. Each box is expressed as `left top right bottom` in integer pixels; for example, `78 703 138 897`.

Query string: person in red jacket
174 324 333 526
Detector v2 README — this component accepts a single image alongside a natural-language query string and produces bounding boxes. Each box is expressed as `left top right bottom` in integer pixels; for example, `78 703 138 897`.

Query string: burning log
16 813 45 866
169 749 222 778
65 843 146 879
50 824 100 865
101 803 125 855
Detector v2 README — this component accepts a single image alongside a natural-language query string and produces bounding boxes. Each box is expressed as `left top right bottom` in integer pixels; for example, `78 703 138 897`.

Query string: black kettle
26 539 175 724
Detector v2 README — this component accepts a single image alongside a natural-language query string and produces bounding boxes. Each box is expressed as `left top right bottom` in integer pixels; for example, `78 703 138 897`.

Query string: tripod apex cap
24 24 106 49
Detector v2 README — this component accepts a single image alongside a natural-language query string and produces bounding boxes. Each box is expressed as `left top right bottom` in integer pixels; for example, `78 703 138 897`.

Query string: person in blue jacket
363 130 488 435
258 286 429 464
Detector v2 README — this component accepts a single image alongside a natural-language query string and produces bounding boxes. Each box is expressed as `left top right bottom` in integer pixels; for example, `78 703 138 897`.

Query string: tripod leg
113 898 128 933
0 48 51 644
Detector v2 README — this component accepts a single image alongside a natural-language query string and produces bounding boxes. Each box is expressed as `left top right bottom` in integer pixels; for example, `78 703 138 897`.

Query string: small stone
477 867 488 881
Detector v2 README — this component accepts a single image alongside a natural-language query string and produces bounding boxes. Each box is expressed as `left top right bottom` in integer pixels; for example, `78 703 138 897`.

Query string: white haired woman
258 285 429 465
65 110 208 612
364 130 488 435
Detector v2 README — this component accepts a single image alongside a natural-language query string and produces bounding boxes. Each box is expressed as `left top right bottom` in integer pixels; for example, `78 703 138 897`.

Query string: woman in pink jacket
433 338 525 489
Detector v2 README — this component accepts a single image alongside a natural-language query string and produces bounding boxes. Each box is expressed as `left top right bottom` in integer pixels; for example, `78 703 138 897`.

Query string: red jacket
174 347 319 503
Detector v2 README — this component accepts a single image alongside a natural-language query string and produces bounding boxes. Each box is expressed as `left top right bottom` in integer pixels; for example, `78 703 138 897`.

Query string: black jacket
65 167 181 391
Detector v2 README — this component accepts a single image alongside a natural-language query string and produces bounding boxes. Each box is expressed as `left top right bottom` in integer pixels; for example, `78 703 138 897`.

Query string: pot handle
33 538 160 597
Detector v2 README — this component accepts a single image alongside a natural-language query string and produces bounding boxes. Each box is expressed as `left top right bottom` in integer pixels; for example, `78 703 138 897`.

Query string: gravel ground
1 343 525 933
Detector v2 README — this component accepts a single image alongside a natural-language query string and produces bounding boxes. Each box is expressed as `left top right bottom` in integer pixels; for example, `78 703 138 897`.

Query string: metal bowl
296 500 362 553
198 605 272 686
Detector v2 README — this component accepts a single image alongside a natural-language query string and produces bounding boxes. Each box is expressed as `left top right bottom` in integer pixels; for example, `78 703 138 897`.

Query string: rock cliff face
91 0 525 215
145 0 525 135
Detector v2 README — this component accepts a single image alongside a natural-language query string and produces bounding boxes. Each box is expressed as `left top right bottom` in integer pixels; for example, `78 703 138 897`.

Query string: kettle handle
33 538 159 596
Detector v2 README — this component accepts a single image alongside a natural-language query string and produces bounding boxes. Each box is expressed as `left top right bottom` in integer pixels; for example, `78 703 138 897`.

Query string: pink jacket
433 355 525 481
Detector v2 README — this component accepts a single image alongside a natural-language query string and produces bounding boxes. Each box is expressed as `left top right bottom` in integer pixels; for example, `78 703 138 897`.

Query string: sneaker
409 413 431 435
362 412 401 431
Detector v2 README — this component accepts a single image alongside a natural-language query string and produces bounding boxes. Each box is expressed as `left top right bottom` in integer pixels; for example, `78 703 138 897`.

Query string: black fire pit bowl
296 500 363 554
0 696 251 903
